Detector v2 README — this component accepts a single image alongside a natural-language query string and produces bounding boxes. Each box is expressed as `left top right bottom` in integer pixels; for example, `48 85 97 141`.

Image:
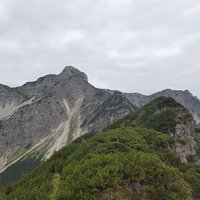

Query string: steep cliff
0 66 136 173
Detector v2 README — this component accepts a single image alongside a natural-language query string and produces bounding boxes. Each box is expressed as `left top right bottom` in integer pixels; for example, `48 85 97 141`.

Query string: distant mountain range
0 66 200 182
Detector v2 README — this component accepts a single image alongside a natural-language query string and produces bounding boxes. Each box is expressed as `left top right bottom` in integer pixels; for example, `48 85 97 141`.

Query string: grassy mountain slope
111 96 194 134
0 97 200 200
110 97 199 163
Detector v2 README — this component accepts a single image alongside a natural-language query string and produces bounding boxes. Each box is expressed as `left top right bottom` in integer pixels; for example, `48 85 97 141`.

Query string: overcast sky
0 0 200 97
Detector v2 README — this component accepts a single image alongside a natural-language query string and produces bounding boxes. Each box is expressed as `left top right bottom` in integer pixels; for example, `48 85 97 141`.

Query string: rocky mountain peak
59 66 88 82
20 66 88 91
1 67 200 188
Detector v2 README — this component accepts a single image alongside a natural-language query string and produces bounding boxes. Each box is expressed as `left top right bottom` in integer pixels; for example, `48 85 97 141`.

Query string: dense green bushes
0 127 198 199
0 158 41 186
110 97 194 135
57 151 190 200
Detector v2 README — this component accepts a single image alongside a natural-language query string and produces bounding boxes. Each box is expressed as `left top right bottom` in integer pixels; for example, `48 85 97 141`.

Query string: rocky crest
125 89 200 125
0 66 135 172
0 66 200 173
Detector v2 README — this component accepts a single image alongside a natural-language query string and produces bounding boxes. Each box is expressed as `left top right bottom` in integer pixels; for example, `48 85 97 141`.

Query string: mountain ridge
125 88 200 124
1 97 200 199
0 66 200 178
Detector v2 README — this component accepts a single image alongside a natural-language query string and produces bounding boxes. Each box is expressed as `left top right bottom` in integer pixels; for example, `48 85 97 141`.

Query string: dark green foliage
58 151 190 200
186 155 197 163
142 109 177 134
195 128 200 133
0 121 3 129
159 152 181 167
17 88 37 98
110 97 193 135
185 167 200 199
0 118 7 129
0 158 41 186
0 127 195 200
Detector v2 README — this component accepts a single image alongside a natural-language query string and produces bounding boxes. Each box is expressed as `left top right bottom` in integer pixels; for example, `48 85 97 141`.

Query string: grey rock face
0 66 200 172
0 84 27 119
0 66 136 171
173 111 197 163
81 91 136 132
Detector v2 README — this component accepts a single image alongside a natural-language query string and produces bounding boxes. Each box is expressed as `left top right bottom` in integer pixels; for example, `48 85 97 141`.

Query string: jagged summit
59 66 88 82
19 66 88 90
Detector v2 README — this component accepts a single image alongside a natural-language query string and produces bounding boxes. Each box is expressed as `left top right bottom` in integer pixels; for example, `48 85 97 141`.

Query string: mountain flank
0 66 136 174
0 66 200 185
0 97 200 200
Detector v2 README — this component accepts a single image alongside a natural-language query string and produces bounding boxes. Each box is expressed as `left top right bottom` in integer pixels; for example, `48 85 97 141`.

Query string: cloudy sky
0 0 200 97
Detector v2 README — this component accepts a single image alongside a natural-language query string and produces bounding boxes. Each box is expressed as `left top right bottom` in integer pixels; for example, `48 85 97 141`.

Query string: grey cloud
0 0 200 97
